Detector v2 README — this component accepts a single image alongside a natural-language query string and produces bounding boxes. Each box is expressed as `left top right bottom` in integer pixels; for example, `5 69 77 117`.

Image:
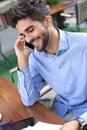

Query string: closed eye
25 25 35 33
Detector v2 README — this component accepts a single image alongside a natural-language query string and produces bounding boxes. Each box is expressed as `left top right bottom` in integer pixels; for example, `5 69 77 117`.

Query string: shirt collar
35 28 69 57
56 28 69 56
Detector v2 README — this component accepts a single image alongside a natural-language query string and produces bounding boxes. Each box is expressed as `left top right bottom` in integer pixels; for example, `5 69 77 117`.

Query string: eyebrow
20 25 34 36
25 25 34 32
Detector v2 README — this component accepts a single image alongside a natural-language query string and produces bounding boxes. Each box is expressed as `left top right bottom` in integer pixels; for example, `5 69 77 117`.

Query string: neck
45 26 59 54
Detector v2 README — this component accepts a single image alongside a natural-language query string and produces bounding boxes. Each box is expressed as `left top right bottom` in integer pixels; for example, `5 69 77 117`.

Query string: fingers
59 126 63 130
16 35 25 44
0 113 2 120
14 35 31 57
14 35 25 49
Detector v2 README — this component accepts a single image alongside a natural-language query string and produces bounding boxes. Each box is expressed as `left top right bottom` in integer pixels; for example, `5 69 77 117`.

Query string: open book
22 121 62 130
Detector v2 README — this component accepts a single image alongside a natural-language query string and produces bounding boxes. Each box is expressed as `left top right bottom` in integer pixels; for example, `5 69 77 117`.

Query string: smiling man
6 0 87 130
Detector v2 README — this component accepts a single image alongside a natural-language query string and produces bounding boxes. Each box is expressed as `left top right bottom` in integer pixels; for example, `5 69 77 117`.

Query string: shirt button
60 69 63 72
21 76 23 78
65 84 67 87
25 73 28 76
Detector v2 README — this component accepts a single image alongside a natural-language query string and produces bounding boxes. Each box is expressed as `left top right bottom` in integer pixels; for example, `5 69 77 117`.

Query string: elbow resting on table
21 97 38 107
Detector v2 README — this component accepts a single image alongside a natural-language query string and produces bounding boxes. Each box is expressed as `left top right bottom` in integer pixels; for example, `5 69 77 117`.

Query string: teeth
0 113 2 120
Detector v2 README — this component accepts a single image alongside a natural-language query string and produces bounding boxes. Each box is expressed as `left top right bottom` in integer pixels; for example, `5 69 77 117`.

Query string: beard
30 28 49 52
38 29 49 52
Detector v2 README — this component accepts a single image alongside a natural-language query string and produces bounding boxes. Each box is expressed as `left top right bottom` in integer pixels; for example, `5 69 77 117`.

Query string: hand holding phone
24 41 34 52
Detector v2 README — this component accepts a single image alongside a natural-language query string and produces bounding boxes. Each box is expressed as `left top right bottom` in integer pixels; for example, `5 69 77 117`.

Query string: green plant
0 0 5 2
46 0 61 5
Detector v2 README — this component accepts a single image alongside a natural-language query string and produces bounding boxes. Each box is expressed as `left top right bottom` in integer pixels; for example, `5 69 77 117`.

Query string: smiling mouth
30 37 40 45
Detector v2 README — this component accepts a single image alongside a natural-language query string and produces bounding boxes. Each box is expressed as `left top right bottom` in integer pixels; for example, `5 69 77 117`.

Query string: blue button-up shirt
17 29 87 121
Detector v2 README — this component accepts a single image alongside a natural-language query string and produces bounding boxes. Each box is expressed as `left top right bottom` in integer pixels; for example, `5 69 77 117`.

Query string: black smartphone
2 117 35 130
25 41 34 51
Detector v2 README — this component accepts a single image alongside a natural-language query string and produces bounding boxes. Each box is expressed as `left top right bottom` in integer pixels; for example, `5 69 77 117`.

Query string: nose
25 33 33 43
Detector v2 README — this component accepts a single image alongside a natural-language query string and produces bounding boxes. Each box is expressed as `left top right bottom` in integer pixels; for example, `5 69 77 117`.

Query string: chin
36 47 43 52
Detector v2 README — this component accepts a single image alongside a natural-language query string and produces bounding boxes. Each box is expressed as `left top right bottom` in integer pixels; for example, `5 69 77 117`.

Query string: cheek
33 31 42 40
36 26 45 36
33 26 47 40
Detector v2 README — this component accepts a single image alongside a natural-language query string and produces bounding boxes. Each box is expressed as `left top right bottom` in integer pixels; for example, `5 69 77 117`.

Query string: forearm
59 112 87 130
17 68 40 106
14 35 31 70
17 66 45 106
18 56 28 70
60 120 80 130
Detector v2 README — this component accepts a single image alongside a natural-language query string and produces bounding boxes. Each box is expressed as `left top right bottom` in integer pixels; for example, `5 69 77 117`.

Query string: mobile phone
2 116 35 130
25 41 34 51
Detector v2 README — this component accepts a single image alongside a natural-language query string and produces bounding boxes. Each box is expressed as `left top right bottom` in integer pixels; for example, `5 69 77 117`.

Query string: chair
0 0 18 67
10 66 18 83
0 33 12 67
75 0 87 31
62 0 87 31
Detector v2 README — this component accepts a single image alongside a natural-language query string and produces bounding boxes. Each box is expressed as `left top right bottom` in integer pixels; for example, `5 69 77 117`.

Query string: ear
44 15 52 27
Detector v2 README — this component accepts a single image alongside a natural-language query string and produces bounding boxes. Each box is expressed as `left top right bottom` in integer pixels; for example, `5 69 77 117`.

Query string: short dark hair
6 0 51 27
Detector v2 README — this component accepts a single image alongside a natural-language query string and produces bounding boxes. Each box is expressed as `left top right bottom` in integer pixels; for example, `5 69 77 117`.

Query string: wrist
18 59 28 70
73 119 81 129
73 117 87 130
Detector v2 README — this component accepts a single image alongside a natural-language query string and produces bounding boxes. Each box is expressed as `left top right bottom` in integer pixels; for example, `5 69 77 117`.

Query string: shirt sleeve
80 112 87 122
17 66 45 106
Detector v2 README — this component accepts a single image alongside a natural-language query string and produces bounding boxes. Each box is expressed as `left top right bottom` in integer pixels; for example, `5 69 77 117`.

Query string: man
6 0 87 129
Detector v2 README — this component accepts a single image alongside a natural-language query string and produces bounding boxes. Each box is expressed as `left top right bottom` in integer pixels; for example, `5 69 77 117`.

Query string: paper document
22 121 62 130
